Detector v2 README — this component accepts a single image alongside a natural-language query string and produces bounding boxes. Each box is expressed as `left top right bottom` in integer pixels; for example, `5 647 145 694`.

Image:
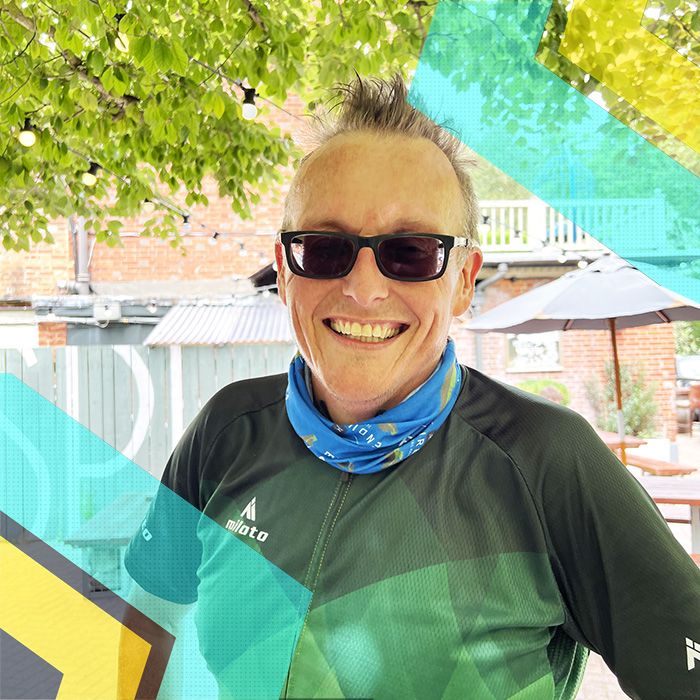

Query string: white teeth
329 320 403 342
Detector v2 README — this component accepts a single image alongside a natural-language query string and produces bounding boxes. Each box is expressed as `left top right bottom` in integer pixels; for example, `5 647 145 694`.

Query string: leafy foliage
585 362 658 437
419 1 700 254
471 153 531 200
537 0 699 177
675 321 700 355
515 378 570 406
0 0 430 250
540 0 700 255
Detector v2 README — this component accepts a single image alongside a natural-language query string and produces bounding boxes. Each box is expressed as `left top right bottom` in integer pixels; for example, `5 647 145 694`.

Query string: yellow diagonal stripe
0 536 151 699
560 0 699 153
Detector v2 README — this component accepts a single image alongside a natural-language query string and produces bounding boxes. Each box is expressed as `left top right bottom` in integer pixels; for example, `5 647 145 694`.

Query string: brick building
0 94 679 438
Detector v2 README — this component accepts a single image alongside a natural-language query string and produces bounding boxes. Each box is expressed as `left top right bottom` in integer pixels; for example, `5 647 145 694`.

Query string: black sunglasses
279 231 470 282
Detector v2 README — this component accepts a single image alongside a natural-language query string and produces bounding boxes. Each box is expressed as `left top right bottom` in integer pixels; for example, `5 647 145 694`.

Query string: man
124 75 700 699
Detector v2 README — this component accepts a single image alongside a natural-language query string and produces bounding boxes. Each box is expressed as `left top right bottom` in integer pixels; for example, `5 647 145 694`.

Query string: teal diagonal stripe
410 0 699 301
0 372 311 699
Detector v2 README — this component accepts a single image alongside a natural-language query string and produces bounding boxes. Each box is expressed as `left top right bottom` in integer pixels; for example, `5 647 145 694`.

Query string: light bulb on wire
477 215 490 238
81 162 100 187
18 118 36 147
143 199 156 214
182 215 191 233
242 88 257 120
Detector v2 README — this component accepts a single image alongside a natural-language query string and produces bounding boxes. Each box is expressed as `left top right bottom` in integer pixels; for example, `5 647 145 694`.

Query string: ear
451 247 483 316
274 240 287 306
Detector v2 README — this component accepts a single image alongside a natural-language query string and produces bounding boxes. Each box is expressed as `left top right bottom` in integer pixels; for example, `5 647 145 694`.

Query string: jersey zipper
281 469 353 698
303 469 352 588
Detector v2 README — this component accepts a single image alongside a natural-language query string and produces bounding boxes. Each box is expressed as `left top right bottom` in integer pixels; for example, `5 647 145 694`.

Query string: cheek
406 286 453 329
286 279 331 320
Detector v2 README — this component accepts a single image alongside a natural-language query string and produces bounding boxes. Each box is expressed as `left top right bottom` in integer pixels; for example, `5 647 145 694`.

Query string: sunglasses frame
279 231 471 282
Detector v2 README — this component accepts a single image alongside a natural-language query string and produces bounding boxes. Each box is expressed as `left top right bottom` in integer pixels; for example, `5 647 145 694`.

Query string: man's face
276 132 483 419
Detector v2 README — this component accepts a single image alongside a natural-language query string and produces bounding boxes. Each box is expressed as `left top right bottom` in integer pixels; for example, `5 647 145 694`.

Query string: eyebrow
301 217 440 233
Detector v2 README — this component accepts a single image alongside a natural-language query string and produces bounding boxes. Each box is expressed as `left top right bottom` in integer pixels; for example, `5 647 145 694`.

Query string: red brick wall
452 277 677 439
0 221 73 298
38 322 67 346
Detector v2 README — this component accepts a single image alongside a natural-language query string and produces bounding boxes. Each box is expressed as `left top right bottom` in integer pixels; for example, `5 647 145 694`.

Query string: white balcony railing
478 195 666 253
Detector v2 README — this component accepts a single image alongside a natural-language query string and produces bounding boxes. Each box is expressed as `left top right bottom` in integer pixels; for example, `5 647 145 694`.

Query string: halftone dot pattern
0 373 311 699
409 0 699 302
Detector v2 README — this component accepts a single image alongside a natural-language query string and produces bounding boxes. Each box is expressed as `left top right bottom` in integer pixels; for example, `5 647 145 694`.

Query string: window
506 331 562 372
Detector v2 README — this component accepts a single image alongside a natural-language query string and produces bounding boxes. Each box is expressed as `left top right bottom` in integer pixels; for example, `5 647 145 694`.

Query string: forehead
293 132 463 233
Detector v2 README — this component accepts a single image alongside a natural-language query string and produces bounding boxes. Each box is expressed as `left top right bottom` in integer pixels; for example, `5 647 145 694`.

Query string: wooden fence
0 343 296 478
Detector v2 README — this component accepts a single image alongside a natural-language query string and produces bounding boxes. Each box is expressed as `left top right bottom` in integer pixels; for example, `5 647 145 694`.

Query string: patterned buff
285 338 462 474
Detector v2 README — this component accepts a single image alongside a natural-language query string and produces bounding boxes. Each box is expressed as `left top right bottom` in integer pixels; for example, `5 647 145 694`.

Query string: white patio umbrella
467 254 700 464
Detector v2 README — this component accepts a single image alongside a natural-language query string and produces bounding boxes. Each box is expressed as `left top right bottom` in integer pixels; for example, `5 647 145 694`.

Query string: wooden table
595 429 647 451
635 476 700 552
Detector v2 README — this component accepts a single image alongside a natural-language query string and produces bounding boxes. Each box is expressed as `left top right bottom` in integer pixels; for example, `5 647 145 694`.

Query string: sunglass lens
290 234 355 277
378 236 445 280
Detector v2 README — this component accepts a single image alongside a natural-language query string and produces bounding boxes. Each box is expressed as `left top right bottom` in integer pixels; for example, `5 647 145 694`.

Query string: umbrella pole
608 318 626 465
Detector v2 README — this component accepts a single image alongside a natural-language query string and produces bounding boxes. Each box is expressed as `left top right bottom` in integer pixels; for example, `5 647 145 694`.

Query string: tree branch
0 18 35 66
242 0 268 33
408 2 427 46
336 0 347 27
0 73 30 106
62 50 138 111
5 3 137 115
676 18 700 47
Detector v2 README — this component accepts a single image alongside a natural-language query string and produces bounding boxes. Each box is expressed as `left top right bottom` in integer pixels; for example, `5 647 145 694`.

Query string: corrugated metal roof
143 295 293 346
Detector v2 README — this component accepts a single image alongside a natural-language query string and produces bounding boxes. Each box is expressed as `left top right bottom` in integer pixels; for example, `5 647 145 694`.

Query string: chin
324 373 396 407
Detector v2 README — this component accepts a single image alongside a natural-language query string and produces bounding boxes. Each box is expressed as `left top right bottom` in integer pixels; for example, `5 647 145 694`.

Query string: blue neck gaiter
285 338 462 474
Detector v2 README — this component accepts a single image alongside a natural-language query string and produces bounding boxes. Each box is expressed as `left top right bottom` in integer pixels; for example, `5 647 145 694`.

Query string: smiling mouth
323 319 409 344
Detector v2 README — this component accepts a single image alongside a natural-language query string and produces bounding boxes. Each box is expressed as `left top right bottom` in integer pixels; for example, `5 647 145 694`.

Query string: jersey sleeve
536 416 700 699
123 412 207 605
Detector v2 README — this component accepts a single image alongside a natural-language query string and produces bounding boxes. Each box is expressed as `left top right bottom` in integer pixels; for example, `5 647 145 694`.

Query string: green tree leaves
0 0 426 251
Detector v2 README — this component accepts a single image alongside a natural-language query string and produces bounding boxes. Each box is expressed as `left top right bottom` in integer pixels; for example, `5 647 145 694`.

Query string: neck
310 362 439 425
314 393 383 425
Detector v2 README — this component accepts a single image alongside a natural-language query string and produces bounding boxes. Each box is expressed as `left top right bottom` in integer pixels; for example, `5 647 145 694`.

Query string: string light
239 241 248 256
477 214 491 237
142 199 156 213
81 162 100 186
18 118 36 147
182 214 191 233
242 88 257 120
208 231 219 246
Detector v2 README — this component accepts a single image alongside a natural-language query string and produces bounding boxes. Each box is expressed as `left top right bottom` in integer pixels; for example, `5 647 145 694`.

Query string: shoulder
191 371 288 443
453 365 603 471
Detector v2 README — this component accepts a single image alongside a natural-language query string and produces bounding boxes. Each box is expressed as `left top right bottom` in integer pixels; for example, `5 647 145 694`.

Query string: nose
341 247 390 307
